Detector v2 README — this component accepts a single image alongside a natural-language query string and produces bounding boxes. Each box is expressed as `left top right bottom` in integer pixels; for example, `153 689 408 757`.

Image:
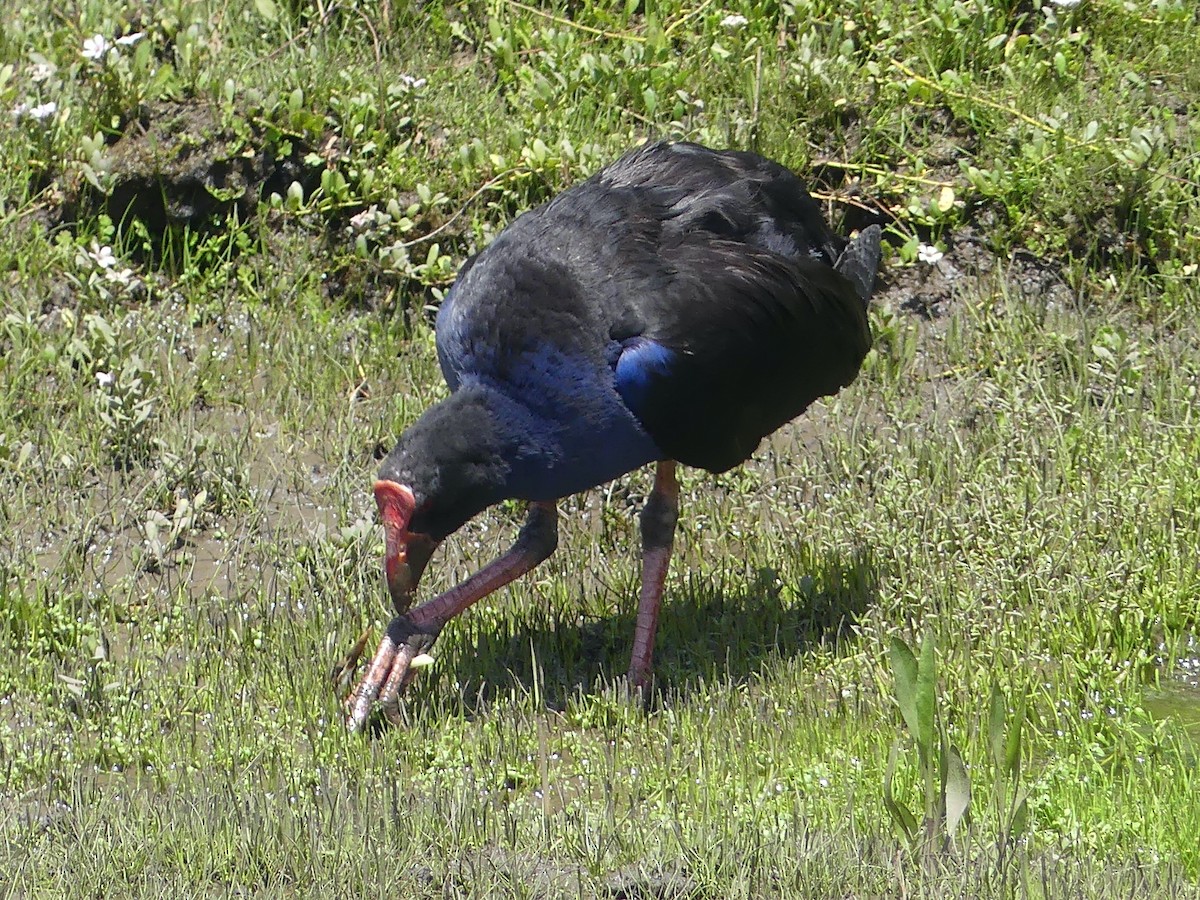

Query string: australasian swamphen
345 140 882 729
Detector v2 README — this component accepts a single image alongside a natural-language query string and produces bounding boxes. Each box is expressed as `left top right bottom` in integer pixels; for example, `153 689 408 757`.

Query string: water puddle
1145 639 1200 742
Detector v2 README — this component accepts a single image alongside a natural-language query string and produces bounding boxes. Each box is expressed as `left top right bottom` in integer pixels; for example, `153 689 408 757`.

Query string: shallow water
1145 643 1200 742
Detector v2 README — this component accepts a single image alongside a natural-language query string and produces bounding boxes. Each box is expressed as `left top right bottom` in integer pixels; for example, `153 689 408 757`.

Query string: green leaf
915 634 937 754
133 38 153 71
943 743 971 839
1004 696 1025 780
254 0 278 22
889 636 919 738
16 441 34 471
988 685 1006 771
883 741 918 842
1010 788 1029 839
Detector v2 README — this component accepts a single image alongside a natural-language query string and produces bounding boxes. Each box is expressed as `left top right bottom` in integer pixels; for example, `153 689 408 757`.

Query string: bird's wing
613 235 873 473
596 141 841 263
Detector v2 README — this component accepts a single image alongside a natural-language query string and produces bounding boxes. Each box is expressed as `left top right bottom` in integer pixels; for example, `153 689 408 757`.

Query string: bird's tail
835 225 882 305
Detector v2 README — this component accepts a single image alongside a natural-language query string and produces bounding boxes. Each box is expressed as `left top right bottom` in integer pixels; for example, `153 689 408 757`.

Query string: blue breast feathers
612 337 677 416
443 344 666 502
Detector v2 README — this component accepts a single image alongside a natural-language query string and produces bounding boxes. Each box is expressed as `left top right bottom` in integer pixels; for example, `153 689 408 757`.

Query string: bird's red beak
374 480 437 614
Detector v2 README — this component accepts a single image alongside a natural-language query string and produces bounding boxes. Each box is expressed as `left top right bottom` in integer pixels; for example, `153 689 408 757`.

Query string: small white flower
96 371 114 388
1049 0 1081 6
29 101 58 121
89 243 117 269
397 73 427 89
917 243 944 265
11 102 29 119
29 62 55 82
82 34 111 61
106 267 137 287
720 13 749 29
116 31 145 46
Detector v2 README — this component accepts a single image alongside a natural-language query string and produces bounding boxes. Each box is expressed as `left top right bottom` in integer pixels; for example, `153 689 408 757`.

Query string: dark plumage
344 141 882 729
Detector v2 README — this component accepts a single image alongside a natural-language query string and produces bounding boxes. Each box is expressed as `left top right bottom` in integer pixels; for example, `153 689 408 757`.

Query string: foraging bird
345 141 881 729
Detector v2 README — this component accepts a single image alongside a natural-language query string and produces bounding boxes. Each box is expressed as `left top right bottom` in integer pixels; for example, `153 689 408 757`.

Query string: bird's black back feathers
581 141 879 472
401 141 881 522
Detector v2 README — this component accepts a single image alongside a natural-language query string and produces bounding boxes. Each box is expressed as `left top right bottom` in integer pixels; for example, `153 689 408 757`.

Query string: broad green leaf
916 634 937 754
943 744 971 839
889 636 919 738
1011 787 1029 839
988 685 1006 771
254 0 278 22
133 38 153 70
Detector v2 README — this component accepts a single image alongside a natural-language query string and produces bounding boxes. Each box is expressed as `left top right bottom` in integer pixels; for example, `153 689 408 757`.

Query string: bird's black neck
377 384 537 541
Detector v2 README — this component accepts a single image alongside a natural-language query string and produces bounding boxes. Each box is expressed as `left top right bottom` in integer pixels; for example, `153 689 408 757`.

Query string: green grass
3 0 1200 896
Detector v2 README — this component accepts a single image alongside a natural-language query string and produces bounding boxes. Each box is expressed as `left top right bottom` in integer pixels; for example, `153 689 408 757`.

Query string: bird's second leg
627 460 679 689
347 501 558 731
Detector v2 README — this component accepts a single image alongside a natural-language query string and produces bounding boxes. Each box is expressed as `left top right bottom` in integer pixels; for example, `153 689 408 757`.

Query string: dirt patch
875 223 1072 320
67 99 317 240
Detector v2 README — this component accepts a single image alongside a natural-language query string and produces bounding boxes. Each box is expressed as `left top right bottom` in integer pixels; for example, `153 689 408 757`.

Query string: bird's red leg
627 460 679 689
347 501 558 731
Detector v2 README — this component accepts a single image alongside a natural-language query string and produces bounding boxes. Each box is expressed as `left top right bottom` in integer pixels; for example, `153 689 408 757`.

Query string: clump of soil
71 98 317 237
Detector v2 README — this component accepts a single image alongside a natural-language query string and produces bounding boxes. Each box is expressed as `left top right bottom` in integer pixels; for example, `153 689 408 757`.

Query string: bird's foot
345 615 441 732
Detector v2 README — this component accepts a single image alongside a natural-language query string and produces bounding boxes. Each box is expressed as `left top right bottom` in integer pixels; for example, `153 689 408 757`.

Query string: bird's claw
345 615 441 732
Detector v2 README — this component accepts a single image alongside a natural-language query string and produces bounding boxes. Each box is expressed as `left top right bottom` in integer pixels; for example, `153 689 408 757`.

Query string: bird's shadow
413 544 880 719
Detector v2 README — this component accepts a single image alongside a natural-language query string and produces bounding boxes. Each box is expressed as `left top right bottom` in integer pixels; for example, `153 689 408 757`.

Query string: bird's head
373 386 520 612
373 478 439 614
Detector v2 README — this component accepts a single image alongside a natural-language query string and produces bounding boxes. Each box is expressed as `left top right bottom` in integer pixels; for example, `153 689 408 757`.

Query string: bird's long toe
345 614 442 732
346 633 400 731
376 643 420 726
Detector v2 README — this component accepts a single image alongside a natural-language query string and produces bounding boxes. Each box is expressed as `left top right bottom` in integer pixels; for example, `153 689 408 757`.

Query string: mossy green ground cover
2 0 1198 896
